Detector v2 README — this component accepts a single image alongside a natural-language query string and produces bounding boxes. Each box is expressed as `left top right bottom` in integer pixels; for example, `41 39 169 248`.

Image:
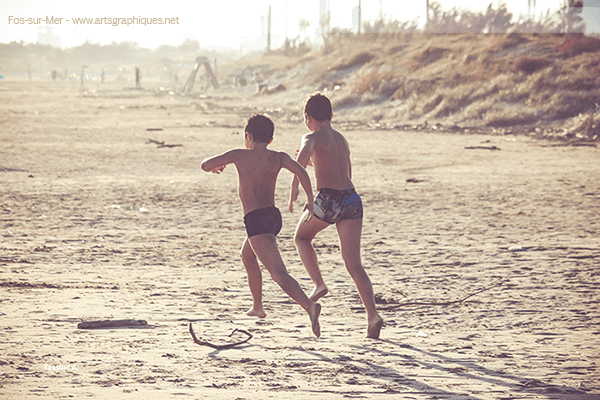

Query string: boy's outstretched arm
201 150 237 174
283 153 313 215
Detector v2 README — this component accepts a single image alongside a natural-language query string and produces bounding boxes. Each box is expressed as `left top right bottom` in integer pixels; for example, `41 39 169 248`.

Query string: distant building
353 7 360 32
315 0 328 44
582 3 600 34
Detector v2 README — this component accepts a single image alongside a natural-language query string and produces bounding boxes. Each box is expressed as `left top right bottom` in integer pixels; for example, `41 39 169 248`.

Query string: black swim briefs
243 205 283 238
314 188 363 224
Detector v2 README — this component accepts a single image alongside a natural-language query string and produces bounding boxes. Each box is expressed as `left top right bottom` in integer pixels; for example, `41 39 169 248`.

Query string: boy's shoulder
223 147 248 159
250 148 291 163
270 149 292 161
305 128 346 144
225 147 247 154
264 147 289 155
302 130 320 142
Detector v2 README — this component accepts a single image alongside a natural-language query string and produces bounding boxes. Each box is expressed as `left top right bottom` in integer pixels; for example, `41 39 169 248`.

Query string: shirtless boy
289 93 383 339
201 113 321 337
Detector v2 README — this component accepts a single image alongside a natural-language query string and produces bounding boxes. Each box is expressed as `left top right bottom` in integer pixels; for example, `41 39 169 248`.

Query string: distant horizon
1 1 598 54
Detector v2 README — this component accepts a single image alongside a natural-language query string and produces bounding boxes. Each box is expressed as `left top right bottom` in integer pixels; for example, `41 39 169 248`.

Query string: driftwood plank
146 138 183 148
465 146 501 150
77 319 147 329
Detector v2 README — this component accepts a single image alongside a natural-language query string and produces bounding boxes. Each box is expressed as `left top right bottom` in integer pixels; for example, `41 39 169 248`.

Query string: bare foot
367 315 383 339
309 286 328 302
246 307 266 318
308 302 321 337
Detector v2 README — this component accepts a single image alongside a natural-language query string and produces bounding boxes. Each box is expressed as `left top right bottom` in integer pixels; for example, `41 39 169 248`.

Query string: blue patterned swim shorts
313 188 363 224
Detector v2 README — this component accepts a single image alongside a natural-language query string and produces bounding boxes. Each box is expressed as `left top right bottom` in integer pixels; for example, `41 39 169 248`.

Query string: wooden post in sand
80 65 87 88
135 67 141 89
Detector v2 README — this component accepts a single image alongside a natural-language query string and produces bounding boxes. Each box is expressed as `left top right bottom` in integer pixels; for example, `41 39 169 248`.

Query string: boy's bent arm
289 134 315 211
288 175 301 212
201 150 238 173
282 153 314 214
295 134 315 168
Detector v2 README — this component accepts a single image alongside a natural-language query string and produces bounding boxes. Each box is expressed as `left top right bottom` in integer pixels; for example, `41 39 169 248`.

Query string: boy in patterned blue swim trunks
289 93 383 339
202 113 321 337
313 188 363 224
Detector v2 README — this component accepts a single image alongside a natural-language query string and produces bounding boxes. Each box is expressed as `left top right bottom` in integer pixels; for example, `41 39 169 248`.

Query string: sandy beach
1 81 599 399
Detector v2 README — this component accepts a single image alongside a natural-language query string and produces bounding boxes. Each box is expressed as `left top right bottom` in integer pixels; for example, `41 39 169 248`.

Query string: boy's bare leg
249 233 321 337
240 238 266 318
294 211 330 301
336 218 383 339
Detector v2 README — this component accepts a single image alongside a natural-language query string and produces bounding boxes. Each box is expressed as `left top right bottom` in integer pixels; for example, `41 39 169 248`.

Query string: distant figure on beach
289 93 383 339
254 72 267 94
135 67 141 89
201 113 322 337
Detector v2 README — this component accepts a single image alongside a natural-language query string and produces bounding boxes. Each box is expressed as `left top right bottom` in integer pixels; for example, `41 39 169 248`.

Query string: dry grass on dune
248 33 600 141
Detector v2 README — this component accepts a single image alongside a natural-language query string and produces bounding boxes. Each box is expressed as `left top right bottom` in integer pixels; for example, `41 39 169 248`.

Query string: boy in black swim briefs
288 93 383 339
243 205 282 237
201 113 321 337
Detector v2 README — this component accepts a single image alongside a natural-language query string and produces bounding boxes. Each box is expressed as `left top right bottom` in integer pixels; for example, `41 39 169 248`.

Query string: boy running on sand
201 113 321 337
288 93 383 339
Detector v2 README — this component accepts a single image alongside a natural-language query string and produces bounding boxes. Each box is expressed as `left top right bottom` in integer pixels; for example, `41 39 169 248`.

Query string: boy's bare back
300 127 354 191
234 148 285 214
204 147 297 215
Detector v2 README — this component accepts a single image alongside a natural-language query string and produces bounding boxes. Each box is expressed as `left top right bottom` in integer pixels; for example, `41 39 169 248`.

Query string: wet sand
1 81 599 399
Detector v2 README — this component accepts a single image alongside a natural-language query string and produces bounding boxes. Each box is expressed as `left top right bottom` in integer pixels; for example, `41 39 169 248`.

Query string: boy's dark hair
245 113 274 143
304 92 332 121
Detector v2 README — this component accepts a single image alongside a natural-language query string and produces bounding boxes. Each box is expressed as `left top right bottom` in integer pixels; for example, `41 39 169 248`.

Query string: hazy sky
1 0 595 51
